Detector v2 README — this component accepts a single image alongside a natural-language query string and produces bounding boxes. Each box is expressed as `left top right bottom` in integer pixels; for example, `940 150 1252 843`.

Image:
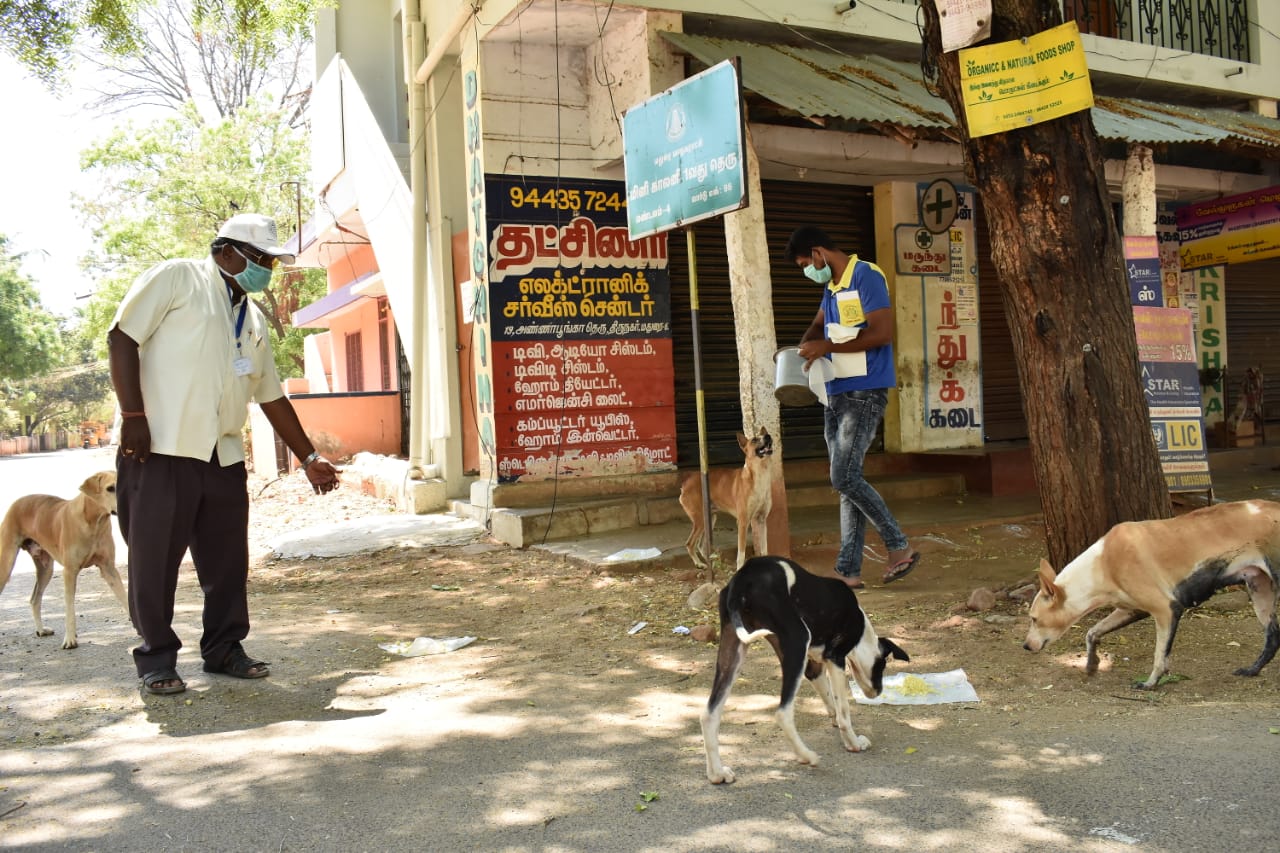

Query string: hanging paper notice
958 21 1093 138
935 0 993 53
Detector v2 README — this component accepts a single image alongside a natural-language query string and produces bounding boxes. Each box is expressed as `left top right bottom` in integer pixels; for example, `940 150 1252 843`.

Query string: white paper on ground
379 636 477 656
851 668 980 705
602 547 662 563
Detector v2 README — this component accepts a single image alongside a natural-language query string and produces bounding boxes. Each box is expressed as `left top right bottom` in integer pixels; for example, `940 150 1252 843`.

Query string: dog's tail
731 609 772 644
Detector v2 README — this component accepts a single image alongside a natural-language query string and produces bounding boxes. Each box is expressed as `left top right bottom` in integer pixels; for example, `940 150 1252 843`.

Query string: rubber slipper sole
882 552 921 584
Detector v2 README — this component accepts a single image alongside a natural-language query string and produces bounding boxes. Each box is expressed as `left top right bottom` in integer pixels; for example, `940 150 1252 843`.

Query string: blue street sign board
622 59 747 239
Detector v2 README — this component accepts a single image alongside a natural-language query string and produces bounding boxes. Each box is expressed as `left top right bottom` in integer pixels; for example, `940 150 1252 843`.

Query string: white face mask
229 246 274 293
803 254 833 284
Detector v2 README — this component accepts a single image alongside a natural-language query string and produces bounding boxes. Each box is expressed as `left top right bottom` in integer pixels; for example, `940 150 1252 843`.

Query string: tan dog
679 428 774 571
0 471 128 649
1023 499 1280 689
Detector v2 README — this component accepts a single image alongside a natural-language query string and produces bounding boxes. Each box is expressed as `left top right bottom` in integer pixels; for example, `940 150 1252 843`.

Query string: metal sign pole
686 225 715 581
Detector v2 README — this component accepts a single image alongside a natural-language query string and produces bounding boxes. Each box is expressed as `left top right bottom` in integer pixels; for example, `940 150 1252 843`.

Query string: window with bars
345 331 365 392
1065 0 1251 62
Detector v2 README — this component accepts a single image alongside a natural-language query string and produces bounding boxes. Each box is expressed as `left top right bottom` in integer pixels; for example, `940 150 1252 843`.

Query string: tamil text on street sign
623 59 747 239
958 21 1093 138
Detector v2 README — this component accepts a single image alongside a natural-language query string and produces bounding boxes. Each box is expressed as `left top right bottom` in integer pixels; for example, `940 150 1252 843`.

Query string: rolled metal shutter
667 180 876 465
1223 256 1280 422
975 199 1028 441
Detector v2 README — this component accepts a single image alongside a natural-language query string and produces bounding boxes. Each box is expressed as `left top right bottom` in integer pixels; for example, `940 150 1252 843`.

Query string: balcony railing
1065 1 1251 62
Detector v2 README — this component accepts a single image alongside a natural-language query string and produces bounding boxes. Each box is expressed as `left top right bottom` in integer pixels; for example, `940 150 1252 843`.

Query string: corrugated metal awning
661 32 1280 153
661 31 954 131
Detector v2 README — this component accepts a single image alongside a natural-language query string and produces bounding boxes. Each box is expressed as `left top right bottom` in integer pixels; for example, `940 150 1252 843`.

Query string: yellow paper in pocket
836 291 864 327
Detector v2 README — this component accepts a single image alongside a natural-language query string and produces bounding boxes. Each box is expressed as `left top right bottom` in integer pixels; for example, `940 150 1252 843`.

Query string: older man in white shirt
108 213 339 696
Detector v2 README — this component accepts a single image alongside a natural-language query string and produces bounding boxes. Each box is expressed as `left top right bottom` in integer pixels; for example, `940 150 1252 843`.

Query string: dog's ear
1037 559 1060 601
760 426 771 440
880 638 910 662
80 473 102 495
736 431 749 452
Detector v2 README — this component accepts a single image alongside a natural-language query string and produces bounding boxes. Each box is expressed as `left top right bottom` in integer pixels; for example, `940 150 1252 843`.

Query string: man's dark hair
784 226 837 263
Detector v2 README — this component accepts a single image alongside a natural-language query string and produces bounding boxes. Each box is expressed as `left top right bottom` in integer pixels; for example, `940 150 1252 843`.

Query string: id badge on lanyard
230 293 253 376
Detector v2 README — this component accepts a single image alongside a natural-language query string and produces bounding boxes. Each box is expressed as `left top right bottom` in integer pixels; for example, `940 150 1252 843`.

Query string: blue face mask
231 246 274 293
803 261 832 285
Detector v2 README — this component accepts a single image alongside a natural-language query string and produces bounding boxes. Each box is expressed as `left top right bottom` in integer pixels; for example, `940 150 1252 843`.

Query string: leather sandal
203 646 270 679
142 667 187 695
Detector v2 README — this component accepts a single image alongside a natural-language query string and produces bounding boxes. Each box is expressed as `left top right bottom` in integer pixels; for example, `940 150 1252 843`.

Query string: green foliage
0 1 324 88
0 0 143 85
0 1 75 86
76 96 313 358
0 235 62 380
0 281 109 436
2 359 113 436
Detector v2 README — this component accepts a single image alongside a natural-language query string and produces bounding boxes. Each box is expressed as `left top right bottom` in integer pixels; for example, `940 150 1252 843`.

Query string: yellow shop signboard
959 21 1093 138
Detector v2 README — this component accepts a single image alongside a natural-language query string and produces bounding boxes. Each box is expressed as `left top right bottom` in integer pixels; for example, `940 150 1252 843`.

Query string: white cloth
805 323 867 407
111 256 284 464
827 322 868 378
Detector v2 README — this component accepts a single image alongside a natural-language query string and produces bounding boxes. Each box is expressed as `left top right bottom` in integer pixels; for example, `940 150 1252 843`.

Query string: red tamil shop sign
484 175 676 482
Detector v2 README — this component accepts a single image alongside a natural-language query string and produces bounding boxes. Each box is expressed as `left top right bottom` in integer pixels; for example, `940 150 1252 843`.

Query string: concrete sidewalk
528 445 1280 571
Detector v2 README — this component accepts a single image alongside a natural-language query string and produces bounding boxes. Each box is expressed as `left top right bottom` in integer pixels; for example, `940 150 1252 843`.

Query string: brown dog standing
1024 499 1280 689
680 428 774 571
0 471 128 649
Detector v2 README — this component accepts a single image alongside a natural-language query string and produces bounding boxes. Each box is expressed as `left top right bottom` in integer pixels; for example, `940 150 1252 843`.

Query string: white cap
216 213 296 264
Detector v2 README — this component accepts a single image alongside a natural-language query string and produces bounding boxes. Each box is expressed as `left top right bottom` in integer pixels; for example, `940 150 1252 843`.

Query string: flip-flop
841 576 865 590
882 552 921 585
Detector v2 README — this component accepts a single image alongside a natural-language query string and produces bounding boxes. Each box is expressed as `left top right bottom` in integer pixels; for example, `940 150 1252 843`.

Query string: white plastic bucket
774 346 818 407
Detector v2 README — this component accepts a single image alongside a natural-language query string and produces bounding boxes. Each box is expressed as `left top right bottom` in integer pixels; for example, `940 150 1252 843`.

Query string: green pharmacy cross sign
622 59 747 239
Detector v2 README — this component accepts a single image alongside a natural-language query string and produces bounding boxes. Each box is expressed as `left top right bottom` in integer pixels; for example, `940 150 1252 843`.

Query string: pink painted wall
326 242 379 290
248 391 401 472
326 297 394 393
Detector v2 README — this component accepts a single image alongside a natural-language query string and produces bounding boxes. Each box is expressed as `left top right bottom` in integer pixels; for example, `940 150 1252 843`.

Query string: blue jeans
824 388 908 578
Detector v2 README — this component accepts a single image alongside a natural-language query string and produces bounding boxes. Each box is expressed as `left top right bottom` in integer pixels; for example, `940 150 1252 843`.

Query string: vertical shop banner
922 185 983 444
461 37 497 473
1124 235 1162 307
1194 266 1226 425
485 175 676 481
1133 307 1212 492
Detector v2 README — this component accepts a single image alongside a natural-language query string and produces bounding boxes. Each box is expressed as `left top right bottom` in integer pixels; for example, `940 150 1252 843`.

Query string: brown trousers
116 449 250 677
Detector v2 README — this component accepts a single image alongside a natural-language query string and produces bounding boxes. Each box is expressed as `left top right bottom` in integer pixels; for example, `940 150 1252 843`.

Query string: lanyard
226 283 249 354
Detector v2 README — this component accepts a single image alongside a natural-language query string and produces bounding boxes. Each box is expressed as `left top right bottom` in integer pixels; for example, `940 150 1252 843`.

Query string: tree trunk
920 0 1171 568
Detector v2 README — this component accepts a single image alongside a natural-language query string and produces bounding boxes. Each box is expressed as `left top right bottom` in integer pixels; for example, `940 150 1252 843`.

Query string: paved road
3 449 1279 852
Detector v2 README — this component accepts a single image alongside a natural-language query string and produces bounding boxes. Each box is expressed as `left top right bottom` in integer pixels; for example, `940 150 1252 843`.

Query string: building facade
296 0 1280 517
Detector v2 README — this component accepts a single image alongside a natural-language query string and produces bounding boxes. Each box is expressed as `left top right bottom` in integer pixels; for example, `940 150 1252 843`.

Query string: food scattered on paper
851 669 980 705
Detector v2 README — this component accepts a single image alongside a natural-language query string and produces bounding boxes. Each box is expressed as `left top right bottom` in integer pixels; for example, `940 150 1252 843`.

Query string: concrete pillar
723 125 790 557
875 180 982 452
1122 144 1156 237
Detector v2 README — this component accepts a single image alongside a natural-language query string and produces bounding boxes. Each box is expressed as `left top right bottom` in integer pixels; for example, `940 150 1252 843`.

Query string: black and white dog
701 556 909 784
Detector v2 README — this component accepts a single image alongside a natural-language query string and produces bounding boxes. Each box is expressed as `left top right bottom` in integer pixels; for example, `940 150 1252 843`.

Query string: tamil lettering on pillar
485 175 676 481
922 185 982 444
461 36 497 474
